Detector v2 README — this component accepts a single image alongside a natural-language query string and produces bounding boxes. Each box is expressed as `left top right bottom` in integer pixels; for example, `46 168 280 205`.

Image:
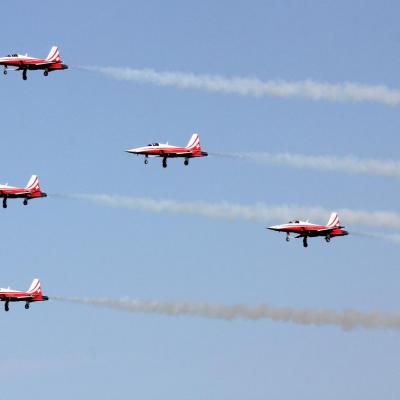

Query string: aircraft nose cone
126 147 140 153
267 225 279 231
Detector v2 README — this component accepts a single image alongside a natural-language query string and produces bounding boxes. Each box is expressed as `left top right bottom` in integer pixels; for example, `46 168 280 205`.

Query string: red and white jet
268 212 349 248
126 133 208 168
0 279 48 312
0 175 47 209
0 46 68 80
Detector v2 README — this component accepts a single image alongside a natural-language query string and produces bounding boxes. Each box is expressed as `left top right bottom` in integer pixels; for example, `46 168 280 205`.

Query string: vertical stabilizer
186 133 201 150
25 175 41 192
27 279 42 296
326 212 340 228
46 46 61 62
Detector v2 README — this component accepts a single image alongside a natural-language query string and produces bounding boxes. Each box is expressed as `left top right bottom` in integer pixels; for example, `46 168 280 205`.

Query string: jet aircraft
268 212 348 247
126 133 208 168
0 46 68 80
0 279 48 312
0 175 47 208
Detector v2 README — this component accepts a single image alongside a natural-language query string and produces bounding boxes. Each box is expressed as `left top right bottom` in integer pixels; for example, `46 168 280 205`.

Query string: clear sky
1 1 400 398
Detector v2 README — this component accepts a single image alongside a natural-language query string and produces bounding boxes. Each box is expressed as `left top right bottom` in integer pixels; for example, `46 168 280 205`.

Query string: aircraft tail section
25 175 41 192
25 175 47 198
27 279 43 300
186 133 201 150
186 133 208 157
327 212 340 228
46 46 61 63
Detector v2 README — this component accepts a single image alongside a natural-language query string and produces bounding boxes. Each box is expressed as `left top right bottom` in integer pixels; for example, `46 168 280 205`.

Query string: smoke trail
54 296 400 331
56 193 400 231
78 66 400 106
352 231 400 245
212 152 400 180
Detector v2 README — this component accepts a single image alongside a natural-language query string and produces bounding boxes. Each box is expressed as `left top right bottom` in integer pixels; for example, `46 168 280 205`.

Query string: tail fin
27 279 43 299
46 46 61 63
25 175 41 193
326 212 340 228
186 133 201 150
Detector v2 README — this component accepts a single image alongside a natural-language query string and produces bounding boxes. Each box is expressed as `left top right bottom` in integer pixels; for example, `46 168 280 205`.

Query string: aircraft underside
3 64 67 80
285 231 333 248
143 154 192 168
3 66 49 80
2 296 48 311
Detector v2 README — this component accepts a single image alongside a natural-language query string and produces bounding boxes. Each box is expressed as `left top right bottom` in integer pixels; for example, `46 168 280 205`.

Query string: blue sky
1 1 400 398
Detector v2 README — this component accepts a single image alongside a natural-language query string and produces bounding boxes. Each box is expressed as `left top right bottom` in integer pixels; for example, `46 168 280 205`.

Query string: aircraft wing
0 62 23 69
169 152 194 157
0 295 34 301
158 151 196 158
0 60 53 68
0 190 30 197
13 295 34 300
26 61 54 66
316 228 336 233
0 64 20 70
127 150 194 157
126 150 159 157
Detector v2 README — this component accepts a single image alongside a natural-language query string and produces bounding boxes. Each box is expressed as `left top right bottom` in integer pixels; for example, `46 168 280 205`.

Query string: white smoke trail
212 152 400 180
54 296 400 331
56 193 400 231
352 231 400 245
79 65 400 106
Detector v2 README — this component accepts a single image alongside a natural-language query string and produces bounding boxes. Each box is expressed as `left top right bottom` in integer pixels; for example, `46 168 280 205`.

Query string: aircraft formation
1 45 350 311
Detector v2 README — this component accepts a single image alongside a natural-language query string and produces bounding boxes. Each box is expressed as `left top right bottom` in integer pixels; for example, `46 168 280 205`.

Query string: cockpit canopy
147 143 160 146
7 54 18 57
288 220 300 224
